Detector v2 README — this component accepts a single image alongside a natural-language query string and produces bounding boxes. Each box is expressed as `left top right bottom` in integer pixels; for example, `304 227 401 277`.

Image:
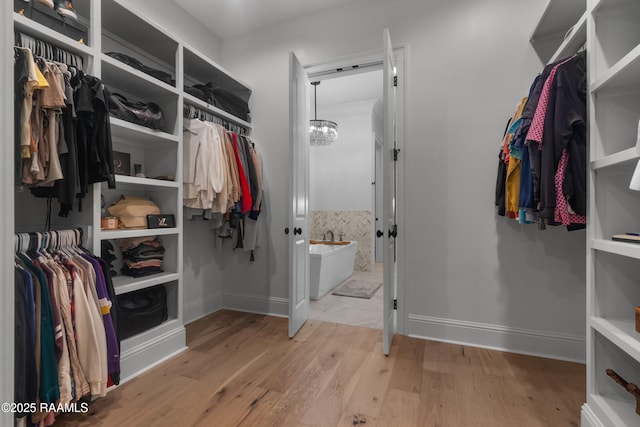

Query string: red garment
231 132 252 213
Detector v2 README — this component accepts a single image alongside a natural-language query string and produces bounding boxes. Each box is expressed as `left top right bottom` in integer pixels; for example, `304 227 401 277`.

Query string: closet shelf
184 93 252 130
110 117 179 145
591 317 640 362
113 272 180 295
101 0 178 68
548 11 587 64
13 12 93 55
113 175 179 190
591 43 640 94
589 394 637 427
102 56 179 100
593 0 640 15
591 148 639 170
592 238 640 259
183 44 253 94
530 0 585 42
529 0 586 63
101 54 178 94
99 227 179 240
120 318 183 355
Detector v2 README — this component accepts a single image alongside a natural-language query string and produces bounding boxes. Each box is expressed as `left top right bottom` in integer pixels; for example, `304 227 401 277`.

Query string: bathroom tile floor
309 264 384 329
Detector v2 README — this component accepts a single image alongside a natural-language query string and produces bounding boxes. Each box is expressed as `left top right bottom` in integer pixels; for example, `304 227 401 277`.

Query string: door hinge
393 148 400 161
393 299 397 310
388 224 398 238
393 76 398 87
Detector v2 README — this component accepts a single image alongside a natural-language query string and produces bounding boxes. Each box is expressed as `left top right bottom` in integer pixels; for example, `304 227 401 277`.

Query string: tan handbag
108 196 160 229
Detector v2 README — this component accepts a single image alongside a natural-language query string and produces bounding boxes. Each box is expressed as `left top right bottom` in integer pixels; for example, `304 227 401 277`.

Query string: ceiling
172 0 381 108
317 70 383 108
172 0 358 39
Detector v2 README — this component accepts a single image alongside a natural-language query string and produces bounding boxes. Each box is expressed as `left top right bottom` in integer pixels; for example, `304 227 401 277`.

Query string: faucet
327 230 334 242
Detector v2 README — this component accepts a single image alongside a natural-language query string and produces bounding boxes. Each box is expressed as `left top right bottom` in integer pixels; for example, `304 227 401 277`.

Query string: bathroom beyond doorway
307 68 384 329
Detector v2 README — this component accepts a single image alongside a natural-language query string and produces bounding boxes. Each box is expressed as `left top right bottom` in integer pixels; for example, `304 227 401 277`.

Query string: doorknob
376 230 383 238
388 226 398 238
294 227 302 235
284 227 290 234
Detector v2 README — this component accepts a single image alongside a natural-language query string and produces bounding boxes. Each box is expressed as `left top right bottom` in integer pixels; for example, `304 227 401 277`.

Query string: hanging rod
15 31 84 70
14 227 85 253
183 102 248 135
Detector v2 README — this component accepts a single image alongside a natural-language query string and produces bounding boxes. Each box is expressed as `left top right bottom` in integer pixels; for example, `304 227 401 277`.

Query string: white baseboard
581 404 603 427
407 314 585 363
222 292 288 318
184 293 223 324
119 326 187 382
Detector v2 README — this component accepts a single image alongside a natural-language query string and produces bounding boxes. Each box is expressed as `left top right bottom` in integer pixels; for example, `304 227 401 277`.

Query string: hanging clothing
14 231 119 424
495 51 587 231
182 114 265 259
15 47 116 215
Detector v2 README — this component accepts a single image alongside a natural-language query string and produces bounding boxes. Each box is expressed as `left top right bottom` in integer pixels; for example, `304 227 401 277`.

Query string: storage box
14 0 88 42
147 214 176 229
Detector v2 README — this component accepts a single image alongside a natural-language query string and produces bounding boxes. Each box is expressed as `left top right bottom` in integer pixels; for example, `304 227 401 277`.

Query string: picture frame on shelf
113 151 131 176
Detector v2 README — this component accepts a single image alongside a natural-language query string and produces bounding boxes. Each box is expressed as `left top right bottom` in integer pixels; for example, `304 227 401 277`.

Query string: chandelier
309 81 338 146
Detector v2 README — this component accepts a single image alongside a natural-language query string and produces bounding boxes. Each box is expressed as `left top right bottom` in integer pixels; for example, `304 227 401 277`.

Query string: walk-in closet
2 0 640 425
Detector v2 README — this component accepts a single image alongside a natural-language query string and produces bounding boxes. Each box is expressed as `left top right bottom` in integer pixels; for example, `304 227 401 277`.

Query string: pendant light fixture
309 81 338 146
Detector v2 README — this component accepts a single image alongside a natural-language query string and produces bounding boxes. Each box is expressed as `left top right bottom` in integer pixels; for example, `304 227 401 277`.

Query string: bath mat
332 279 382 299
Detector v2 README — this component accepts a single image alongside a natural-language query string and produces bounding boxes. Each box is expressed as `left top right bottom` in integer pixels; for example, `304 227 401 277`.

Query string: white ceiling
172 0 358 39
317 70 383 108
172 0 381 108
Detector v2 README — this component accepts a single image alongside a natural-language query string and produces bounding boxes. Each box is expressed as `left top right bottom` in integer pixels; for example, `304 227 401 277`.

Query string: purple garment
82 254 120 376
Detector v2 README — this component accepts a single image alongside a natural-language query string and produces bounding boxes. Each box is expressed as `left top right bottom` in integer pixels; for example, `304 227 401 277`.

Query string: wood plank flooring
57 310 585 426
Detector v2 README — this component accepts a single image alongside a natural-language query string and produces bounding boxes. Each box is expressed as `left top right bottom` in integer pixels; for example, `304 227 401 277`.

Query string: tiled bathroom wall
310 210 372 272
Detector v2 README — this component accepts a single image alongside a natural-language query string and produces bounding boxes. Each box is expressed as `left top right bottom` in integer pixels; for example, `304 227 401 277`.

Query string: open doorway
307 69 384 329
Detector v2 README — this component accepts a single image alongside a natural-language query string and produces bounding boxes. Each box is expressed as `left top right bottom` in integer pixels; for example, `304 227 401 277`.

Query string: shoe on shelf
37 0 54 8
54 0 77 20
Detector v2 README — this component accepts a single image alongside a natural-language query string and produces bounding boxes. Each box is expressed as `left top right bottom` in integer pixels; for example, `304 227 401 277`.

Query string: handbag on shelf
189 82 251 122
117 285 168 339
108 92 165 130
105 52 174 85
107 195 161 229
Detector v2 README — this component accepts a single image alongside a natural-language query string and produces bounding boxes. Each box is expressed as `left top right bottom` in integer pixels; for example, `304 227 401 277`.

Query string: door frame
374 133 383 265
304 45 407 336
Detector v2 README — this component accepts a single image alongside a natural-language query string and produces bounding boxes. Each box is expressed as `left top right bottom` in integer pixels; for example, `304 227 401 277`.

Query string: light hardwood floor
58 310 585 426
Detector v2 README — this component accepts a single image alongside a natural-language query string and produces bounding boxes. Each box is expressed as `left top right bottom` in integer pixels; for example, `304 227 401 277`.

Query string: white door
288 52 310 338
382 29 398 355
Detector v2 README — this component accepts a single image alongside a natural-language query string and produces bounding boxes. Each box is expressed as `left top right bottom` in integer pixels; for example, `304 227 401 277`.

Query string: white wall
123 0 222 61
219 0 586 360
310 101 374 211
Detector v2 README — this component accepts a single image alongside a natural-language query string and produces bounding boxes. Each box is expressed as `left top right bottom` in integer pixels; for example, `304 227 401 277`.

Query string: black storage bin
14 0 88 42
117 285 168 339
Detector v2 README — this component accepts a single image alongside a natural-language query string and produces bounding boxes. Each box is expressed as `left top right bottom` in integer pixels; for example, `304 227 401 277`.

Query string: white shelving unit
532 0 640 425
10 0 252 392
182 43 252 130
530 0 587 64
584 0 640 425
96 0 185 382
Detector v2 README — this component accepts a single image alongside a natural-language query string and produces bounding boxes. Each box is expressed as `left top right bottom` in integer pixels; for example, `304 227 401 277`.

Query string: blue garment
18 254 60 405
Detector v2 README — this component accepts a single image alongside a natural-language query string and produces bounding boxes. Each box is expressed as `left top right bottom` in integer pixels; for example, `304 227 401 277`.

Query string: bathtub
309 241 357 300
